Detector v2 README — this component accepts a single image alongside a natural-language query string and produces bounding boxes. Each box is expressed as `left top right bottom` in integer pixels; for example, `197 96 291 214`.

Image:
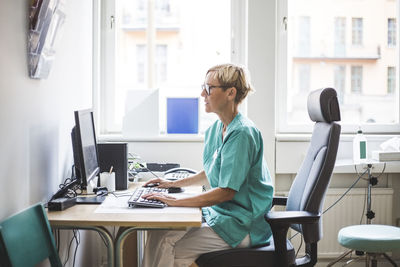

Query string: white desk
47 184 202 267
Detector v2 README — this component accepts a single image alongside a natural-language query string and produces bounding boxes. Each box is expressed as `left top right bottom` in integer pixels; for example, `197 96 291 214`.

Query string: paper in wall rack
28 0 66 79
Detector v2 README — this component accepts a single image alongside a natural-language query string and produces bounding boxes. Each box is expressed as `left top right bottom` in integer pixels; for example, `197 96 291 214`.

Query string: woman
141 63 273 267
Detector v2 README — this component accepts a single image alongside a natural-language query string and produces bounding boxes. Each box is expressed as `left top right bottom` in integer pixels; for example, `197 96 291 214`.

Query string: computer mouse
143 183 159 188
168 187 183 194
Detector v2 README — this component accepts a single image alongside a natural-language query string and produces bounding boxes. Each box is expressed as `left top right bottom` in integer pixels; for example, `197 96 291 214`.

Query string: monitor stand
76 195 105 204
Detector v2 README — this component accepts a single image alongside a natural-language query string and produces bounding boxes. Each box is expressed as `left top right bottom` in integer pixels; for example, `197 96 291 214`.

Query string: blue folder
167 98 199 134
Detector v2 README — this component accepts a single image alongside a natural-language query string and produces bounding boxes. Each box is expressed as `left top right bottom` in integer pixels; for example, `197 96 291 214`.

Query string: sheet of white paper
94 191 200 214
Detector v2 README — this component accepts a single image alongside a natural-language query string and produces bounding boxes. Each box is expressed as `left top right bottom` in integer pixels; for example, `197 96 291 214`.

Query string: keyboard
128 187 168 208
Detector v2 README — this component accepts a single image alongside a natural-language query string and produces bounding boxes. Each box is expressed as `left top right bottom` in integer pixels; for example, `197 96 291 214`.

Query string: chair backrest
0 203 62 267
286 88 341 244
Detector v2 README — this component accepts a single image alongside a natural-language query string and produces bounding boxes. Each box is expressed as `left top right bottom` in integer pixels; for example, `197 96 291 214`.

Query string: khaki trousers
141 223 250 267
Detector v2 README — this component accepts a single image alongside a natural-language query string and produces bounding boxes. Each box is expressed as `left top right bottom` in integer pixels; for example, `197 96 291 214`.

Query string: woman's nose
201 89 206 97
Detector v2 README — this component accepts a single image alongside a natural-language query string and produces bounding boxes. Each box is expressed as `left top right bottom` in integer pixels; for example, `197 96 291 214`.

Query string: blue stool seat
338 224 400 253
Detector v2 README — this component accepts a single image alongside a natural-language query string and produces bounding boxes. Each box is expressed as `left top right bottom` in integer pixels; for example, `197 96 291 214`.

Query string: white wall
0 0 93 249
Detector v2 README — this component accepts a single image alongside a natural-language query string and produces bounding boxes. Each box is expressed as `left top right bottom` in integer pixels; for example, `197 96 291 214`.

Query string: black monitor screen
72 109 100 188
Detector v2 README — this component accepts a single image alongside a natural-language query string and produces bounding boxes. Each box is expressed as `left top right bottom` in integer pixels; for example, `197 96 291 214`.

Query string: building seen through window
287 0 398 126
352 18 363 46
107 0 231 135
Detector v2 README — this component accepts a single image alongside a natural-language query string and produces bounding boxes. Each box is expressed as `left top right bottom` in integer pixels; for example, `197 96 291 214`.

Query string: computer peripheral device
128 187 168 208
50 180 79 201
48 197 76 211
143 183 159 188
98 142 128 190
96 189 108 196
93 186 108 193
167 187 184 194
49 109 104 205
164 167 196 180
71 109 100 190
146 163 180 172
75 195 106 204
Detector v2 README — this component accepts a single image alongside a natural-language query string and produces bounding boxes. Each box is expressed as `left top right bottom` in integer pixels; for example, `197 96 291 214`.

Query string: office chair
0 203 62 267
196 87 341 267
328 224 400 266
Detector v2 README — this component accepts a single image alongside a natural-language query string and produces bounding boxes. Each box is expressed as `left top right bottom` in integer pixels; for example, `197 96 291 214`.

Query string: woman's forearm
172 187 236 207
173 170 208 187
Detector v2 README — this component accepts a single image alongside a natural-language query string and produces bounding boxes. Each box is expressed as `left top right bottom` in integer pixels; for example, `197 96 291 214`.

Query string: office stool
328 224 400 267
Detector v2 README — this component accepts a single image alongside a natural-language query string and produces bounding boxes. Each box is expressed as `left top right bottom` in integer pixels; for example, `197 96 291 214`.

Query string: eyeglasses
201 84 230 95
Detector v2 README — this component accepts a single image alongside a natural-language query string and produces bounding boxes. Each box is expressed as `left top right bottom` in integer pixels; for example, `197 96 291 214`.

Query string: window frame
388 66 396 94
277 0 400 134
94 0 248 138
352 17 363 46
388 18 397 47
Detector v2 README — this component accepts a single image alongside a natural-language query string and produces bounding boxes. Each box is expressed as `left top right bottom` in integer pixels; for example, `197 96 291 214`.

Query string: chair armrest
272 196 287 206
265 211 320 226
264 211 320 267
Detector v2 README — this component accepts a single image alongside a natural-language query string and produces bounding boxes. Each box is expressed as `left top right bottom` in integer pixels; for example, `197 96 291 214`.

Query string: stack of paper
371 150 400 161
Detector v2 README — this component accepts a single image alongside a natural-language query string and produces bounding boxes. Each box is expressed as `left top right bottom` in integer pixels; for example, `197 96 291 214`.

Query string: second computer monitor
71 109 100 189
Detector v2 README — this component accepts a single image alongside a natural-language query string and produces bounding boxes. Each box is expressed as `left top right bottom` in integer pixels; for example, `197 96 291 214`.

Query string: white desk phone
164 167 197 180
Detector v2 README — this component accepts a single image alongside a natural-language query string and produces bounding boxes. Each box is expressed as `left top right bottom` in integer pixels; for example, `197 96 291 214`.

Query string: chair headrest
307 88 341 123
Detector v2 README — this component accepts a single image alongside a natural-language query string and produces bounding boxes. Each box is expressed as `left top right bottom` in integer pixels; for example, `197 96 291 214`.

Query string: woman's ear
228 87 237 100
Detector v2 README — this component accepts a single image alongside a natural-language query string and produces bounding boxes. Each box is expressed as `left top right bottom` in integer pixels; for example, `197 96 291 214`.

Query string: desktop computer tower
97 142 128 190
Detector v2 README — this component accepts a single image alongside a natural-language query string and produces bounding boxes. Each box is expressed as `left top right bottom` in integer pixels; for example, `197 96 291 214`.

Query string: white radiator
287 188 394 258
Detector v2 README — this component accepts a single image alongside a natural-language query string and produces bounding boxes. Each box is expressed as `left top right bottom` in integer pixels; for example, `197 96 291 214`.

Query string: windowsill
276 133 400 174
276 133 400 142
99 134 205 143
100 133 399 143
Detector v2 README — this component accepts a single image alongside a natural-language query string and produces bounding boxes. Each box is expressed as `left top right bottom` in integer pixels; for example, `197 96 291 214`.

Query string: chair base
327 250 398 267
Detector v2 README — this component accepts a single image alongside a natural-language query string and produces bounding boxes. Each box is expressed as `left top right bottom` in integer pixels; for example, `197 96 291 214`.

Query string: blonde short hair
206 63 254 104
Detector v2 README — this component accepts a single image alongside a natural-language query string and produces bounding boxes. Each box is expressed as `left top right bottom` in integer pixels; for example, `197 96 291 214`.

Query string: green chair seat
338 224 400 253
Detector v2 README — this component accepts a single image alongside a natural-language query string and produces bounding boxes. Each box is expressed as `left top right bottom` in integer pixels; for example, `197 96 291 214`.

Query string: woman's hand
142 192 178 206
143 178 175 188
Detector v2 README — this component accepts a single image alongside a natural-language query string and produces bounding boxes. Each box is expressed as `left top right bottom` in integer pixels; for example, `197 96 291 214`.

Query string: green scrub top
202 113 274 248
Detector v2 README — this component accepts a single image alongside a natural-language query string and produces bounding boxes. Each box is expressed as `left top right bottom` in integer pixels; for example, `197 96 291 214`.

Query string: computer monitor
50 109 101 202
71 109 100 189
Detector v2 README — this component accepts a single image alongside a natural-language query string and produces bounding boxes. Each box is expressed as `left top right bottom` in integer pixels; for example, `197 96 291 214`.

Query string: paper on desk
95 192 200 214
380 137 400 151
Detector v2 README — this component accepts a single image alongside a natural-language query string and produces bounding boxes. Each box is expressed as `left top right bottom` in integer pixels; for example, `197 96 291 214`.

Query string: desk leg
53 225 115 267
116 227 140 267
115 227 186 267
138 230 145 267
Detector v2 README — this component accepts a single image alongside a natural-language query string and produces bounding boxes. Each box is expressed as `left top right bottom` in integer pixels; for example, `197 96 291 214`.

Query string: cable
322 168 368 215
295 233 303 258
72 230 80 267
110 192 132 198
63 231 76 266
289 168 368 241
98 232 109 248
139 163 161 179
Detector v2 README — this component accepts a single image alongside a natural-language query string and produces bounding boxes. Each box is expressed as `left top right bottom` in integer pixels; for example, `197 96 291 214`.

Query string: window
388 18 397 47
99 0 246 136
351 66 363 93
388 67 396 94
352 18 363 46
334 17 346 56
279 0 399 132
156 45 167 83
136 45 145 83
298 16 310 56
298 64 310 92
334 65 346 103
